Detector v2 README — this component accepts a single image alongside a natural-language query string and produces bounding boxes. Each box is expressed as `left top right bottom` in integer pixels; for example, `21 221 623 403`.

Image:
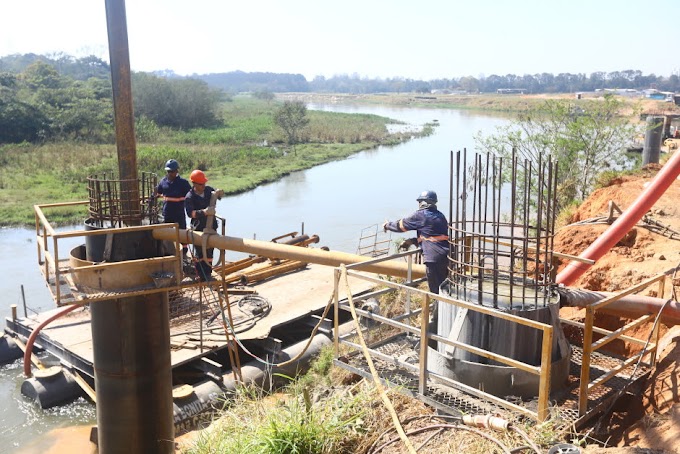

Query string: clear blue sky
2 0 678 81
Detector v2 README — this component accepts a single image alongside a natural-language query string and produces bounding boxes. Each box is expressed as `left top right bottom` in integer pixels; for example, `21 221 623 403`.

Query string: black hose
510 425 542 454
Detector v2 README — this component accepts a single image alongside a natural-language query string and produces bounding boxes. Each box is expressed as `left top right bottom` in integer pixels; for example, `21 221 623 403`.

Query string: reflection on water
0 104 511 449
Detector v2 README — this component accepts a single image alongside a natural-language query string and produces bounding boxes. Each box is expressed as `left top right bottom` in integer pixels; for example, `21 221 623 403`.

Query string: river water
0 104 510 450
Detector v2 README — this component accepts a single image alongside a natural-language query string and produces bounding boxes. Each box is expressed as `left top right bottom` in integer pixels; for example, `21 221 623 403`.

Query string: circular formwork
69 242 174 292
430 279 571 399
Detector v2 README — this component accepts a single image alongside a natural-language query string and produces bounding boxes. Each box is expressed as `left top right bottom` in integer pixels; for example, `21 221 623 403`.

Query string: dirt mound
554 164 680 293
553 163 680 453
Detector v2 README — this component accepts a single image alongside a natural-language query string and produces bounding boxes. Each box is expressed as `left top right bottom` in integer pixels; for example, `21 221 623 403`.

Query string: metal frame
331 251 555 422
571 273 665 416
34 201 184 305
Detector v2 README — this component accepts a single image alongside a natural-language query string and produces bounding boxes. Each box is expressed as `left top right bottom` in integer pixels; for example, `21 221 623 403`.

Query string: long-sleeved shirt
185 186 218 231
385 207 449 263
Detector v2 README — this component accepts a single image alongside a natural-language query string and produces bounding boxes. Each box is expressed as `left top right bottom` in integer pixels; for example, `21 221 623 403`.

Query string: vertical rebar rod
472 155 489 304
462 149 468 299
475 154 483 304
495 155 503 307
523 158 531 305
449 150 454 282
549 159 559 283
510 149 517 308
535 154 545 308
540 158 550 304
489 154 497 307
455 150 462 293
546 156 555 300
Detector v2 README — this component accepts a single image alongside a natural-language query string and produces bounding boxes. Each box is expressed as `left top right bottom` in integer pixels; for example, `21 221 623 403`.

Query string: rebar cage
448 150 559 309
87 171 159 227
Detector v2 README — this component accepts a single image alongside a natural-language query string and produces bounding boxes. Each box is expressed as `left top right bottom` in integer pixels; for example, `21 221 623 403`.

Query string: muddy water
0 104 510 450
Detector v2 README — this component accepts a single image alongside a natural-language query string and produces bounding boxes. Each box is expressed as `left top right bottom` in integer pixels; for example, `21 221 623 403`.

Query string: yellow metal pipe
152 228 426 279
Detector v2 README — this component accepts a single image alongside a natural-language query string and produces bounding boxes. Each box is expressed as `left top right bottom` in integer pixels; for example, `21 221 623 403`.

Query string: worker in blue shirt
383 190 449 294
155 159 192 255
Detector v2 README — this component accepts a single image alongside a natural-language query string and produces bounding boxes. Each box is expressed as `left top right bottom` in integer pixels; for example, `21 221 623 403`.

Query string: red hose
23 304 80 378
557 150 680 286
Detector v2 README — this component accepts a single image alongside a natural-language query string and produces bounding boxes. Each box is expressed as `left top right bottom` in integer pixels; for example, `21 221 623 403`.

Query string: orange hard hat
190 169 208 184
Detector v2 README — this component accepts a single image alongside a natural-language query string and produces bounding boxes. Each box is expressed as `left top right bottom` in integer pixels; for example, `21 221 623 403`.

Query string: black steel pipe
99 1 174 452
91 293 174 453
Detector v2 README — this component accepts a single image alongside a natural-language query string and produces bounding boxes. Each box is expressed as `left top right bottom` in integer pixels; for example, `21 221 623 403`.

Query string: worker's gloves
203 206 216 217
399 237 418 251
214 189 225 200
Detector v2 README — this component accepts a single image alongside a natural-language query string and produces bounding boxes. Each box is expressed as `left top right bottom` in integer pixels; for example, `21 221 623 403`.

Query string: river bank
278 91 680 116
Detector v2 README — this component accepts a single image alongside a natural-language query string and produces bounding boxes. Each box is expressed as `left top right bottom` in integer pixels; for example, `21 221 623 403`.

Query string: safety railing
332 251 556 422
560 273 665 416
34 201 184 305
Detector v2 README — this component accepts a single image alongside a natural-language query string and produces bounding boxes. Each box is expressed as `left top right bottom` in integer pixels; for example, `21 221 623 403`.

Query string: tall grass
182 347 373 454
1 96 425 226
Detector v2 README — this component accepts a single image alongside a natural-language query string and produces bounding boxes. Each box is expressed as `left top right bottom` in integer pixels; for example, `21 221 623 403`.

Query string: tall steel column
94 1 174 452
105 0 139 220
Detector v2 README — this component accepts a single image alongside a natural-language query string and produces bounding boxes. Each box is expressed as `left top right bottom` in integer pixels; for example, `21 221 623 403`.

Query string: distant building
496 88 527 94
642 89 674 101
604 88 641 97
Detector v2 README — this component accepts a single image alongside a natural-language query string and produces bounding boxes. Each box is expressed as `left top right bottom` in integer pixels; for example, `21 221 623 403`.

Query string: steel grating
339 333 651 429
341 334 515 421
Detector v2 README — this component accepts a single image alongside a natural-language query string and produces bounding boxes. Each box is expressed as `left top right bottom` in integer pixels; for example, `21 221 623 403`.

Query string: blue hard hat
416 190 438 203
164 159 179 171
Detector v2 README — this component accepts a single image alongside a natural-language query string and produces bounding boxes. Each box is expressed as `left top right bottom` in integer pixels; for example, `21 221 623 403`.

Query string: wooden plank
12 336 45 370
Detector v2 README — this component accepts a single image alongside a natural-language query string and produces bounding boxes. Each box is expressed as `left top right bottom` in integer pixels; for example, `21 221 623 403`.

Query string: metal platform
338 333 650 429
7 264 376 378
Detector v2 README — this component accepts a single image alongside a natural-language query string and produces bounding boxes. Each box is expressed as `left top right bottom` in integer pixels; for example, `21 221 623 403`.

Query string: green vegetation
183 348 374 454
132 72 223 129
0 60 223 144
274 100 310 154
474 95 643 208
6 53 680 97
0 95 426 226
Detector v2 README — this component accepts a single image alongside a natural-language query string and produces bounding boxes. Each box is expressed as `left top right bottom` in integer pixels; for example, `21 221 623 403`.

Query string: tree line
197 70 680 94
2 53 679 95
0 57 222 143
1 52 677 145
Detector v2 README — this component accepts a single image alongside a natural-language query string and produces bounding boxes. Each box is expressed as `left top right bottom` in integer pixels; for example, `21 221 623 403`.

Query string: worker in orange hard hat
185 170 222 281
